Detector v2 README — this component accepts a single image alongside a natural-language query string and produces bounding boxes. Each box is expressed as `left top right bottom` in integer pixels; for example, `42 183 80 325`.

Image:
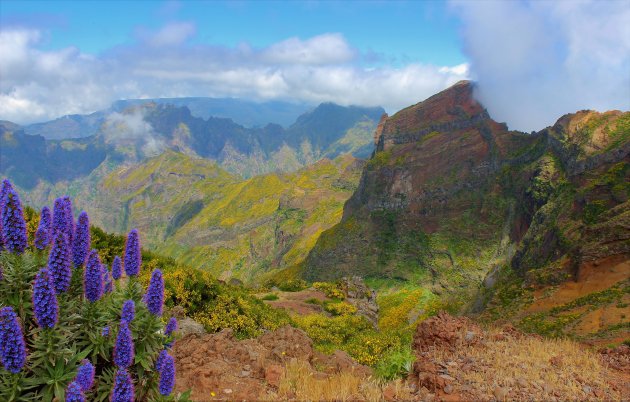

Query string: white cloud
451 0 630 132
0 25 468 124
262 33 356 65
138 21 196 47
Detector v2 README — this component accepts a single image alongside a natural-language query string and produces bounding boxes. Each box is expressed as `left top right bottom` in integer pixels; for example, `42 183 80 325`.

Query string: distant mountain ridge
17 97 313 140
1 102 384 188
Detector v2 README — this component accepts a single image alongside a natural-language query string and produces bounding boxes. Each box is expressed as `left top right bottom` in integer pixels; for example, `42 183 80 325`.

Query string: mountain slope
21 150 364 283
301 81 629 343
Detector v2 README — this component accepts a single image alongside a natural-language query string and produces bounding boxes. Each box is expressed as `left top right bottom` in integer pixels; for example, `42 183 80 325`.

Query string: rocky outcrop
173 326 372 400
340 276 379 327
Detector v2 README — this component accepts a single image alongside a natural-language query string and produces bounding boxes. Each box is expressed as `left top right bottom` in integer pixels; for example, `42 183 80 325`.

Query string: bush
0 182 188 401
313 281 345 299
278 278 308 292
323 301 357 316
374 345 415 380
261 293 279 301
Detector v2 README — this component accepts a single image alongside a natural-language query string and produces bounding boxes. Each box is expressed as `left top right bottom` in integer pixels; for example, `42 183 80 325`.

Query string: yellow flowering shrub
323 301 357 316
313 281 345 299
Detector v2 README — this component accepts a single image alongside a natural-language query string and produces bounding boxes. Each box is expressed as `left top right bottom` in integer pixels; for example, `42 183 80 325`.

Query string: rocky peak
377 80 496 151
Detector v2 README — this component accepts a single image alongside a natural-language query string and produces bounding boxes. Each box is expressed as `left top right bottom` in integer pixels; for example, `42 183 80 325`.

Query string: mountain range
1 81 627 343
14 98 313 141
0 101 384 186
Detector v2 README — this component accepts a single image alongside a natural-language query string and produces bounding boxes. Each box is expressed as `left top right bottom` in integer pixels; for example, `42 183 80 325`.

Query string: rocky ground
171 311 629 401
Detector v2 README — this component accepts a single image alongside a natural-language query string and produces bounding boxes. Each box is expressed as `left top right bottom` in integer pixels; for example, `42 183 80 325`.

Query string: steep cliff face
304 81 536 284
303 81 629 298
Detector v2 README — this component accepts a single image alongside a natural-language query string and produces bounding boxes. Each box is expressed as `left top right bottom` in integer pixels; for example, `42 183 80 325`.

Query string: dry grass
272 359 383 401
428 327 626 401
262 359 417 401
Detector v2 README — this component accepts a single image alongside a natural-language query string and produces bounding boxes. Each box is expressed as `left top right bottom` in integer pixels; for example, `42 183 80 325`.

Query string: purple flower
158 352 175 396
165 317 177 348
40 205 52 239
75 359 95 392
84 250 103 303
32 268 59 328
101 326 110 337
34 206 52 249
144 269 164 316
121 300 135 323
0 179 14 251
111 368 134 402
47 231 72 294
65 381 85 402
34 226 48 250
51 198 67 244
155 349 168 372
112 256 122 280
62 196 74 245
114 321 134 368
72 211 90 268
1 187 28 254
123 229 141 277
102 265 113 293
0 306 27 373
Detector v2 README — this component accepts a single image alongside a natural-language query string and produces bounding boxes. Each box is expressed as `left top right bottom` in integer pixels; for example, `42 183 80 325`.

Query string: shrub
0 182 188 401
373 345 415 380
323 301 357 316
278 278 308 292
261 293 279 301
313 281 345 299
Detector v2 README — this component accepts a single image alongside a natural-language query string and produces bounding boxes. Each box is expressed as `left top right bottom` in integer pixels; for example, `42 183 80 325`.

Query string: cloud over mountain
452 0 630 131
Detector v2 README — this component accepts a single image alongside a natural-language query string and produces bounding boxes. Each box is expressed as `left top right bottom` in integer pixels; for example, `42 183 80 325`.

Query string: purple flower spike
32 268 59 328
75 359 95 392
158 352 175 396
112 256 122 280
84 250 103 303
0 179 15 251
101 326 110 337
1 187 28 254
123 229 141 277
72 211 90 268
165 317 177 336
102 265 113 293
65 381 85 402
40 205 52 240
47 231 72 294
34 206 52 249
62 196 74 245
121 300 135 323
155 349 168 372
144 269 164 316
111 368 134 402
0 306 27 373
114 321 134 368
165 317 177 348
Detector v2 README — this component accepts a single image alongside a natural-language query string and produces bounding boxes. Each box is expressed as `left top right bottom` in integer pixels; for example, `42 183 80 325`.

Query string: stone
443 384 453 394
178 317 206 336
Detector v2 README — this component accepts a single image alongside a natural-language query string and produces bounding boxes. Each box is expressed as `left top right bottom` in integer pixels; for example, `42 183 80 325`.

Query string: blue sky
1 1 464 66
1 0 628 130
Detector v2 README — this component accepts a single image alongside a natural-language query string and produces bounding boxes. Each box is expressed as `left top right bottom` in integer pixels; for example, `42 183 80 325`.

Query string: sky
1 0 629 131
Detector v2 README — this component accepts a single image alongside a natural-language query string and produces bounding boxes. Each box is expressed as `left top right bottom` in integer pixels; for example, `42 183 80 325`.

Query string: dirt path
260 289 331 316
